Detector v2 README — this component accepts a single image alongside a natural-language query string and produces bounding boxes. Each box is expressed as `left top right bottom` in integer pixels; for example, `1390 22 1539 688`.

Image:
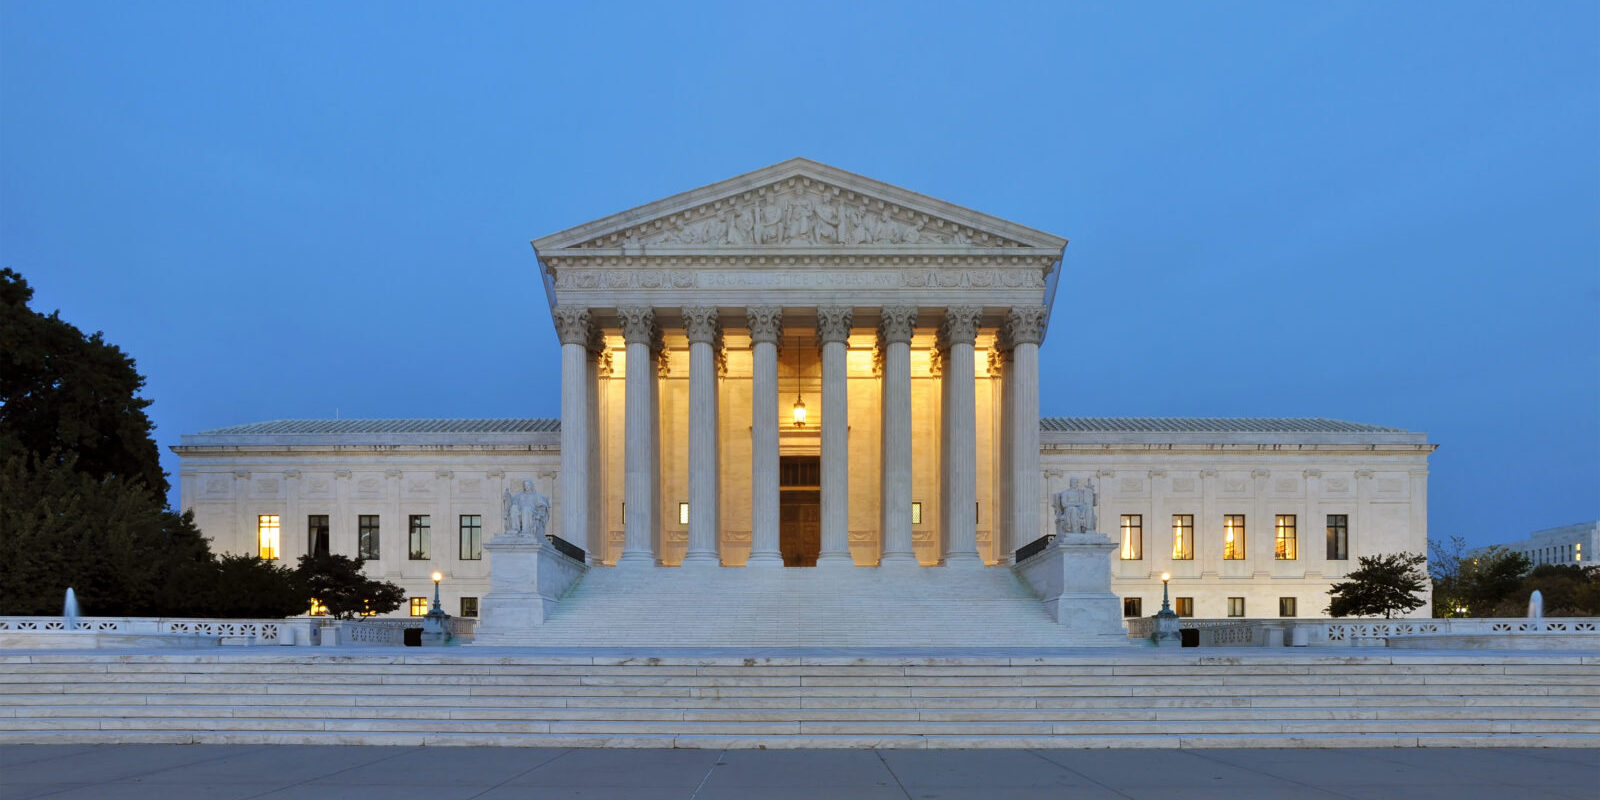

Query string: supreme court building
174 159 1436 640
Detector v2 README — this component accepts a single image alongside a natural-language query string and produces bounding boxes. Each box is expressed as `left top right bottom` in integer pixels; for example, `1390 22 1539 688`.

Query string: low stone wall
0 616 476 648
1125 616 1600 648
0 617 316 645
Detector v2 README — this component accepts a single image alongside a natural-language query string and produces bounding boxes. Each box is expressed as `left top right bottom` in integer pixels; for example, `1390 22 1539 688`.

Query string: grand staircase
522 565 1076 648
2 650 1595 748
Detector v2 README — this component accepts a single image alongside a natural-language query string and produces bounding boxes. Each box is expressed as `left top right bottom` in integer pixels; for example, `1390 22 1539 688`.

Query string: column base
942 552 985 569
615 552 656 568
680 552 720 567
815 553 855 567
745 552 784 567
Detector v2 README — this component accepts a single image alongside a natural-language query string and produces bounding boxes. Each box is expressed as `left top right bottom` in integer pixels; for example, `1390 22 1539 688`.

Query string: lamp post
1152 571 1181 646
421 571 450 646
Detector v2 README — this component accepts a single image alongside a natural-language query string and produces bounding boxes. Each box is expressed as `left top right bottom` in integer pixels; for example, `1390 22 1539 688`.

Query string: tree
1327 552 1429 619
296 553 406 620
1495 564 1600 618
1428 536 1468 617
1459 546 1530 616
0 268 166 497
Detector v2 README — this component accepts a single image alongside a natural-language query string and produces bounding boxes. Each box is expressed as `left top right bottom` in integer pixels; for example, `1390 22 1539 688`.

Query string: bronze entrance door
779 456 821 566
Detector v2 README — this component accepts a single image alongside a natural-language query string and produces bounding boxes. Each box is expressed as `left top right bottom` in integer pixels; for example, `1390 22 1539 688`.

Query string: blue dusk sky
2 2 1595 550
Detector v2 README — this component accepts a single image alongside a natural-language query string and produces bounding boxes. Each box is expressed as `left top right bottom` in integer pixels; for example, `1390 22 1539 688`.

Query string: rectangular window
679 502 689 525
1228 597 1246 617
257 515 281 560
1120 514 1143 560
1326 514 1348 560
1172 514 1194 560
911 502 923 525
1279 597 1298 617
459 515 483 560
358 515 380 560
1175 597 1194 618
1223 515 1246 560
1275 514 1297 560
307 515 330 557
408 597 428 617
408 515 431 560
460 597 479 617
1122 597 1143 617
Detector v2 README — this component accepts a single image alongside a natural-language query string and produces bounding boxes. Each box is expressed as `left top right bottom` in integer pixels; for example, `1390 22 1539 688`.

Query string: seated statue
1052 476 1097 535
501 479 551 539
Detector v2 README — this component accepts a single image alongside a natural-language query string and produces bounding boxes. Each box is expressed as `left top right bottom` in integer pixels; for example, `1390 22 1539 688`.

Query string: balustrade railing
1122 616 1600 646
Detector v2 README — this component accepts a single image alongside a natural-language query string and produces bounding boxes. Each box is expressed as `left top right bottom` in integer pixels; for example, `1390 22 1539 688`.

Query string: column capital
552 306 592 346
683 306 721 344
1001 305 1048 347
618 306 656 344
877 305 918 345
939 305 982 346
987 348 1009 377
816 306 854 345
746 306 783 345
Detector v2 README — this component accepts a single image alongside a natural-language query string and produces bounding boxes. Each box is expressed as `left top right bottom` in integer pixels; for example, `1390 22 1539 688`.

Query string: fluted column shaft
1004 307 1047 554
682 307 721 566
618 307 657 567
553 307 592 559
746 307 783 567
878 306 918 565
941 306 982 567
816 306 854 566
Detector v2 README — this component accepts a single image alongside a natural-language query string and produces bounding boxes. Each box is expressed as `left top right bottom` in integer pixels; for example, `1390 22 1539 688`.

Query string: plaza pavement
2 744 1595 799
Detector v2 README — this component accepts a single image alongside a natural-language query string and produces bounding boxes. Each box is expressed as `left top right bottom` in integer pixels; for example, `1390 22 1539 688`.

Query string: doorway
779 456 821 567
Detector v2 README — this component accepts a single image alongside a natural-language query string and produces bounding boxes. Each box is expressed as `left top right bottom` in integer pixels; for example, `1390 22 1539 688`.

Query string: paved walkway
2 745 1595 799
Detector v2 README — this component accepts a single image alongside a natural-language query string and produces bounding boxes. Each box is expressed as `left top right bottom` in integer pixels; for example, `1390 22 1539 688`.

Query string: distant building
1469 522 1598 568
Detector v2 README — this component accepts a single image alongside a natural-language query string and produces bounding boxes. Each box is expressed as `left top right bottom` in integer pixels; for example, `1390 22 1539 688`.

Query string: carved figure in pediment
757 197 785 244
783 197 814 243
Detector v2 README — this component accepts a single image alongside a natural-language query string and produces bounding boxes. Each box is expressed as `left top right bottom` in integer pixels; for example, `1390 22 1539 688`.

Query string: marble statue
1053 477 1097 535
502 479 551 539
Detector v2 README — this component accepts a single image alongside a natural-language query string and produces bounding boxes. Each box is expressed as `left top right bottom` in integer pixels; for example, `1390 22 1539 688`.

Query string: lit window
1577 543 1583 563
308 599 328 616
1279 597 1298 617
409 597 428 617
408 515 431 560
460 597 479 617
1223 515 1246 560
1122 597 1143 617
1228 597 1245 617
1172 515 1194 560
1326 514 1348 561
679 502 689 525
1275 515 1297 560
358 515 380 560
911 502 922 525
257 515 281 560
307 515 330 557
459 515 483 560
1175 597 1193 618
1120 515 1143 560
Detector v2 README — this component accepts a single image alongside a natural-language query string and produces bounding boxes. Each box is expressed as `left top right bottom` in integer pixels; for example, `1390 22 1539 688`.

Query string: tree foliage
0 268 167 497
0 454 309 617
1460 546 1531 616
0 268 306 618
1327 552 1429 619
296 553 406 620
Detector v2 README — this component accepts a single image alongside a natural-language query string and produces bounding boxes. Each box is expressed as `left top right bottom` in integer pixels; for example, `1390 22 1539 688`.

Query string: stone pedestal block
475 535 588 645
1013 532 1129 646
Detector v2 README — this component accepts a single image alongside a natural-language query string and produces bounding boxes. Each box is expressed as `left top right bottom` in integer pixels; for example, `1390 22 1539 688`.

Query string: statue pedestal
475 535 588 646
1151 610 1182 646
1013 531 1129 646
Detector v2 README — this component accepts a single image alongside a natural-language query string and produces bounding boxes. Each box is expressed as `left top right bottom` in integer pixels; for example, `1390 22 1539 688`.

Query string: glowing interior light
1161 572 1171 583
792 398 807 427
431 572 443 584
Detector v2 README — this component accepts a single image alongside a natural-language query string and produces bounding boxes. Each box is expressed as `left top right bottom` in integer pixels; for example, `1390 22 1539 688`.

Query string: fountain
1528 589 1544 620
63 588 80 631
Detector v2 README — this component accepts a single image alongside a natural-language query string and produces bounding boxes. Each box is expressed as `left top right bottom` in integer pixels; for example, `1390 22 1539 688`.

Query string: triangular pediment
533 158 1067 254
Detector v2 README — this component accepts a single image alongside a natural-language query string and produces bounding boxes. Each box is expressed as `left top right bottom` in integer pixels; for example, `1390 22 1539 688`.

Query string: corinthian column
746 306 783 567
618 306 657 567
816 306 854 566
552 306 592 557
682 306 721 566
878 305 918 566
1004 306 1048 555
940 306 983 567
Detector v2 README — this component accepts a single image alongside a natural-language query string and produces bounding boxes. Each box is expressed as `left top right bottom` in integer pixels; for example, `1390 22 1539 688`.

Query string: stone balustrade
1124 616 1600 647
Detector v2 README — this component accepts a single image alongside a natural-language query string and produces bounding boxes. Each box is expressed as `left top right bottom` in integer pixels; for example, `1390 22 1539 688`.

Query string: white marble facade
173 159 1437 622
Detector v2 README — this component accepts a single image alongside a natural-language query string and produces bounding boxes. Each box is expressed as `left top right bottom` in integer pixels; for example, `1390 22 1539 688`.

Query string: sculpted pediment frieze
533 158 1068 257
575 177 1023 249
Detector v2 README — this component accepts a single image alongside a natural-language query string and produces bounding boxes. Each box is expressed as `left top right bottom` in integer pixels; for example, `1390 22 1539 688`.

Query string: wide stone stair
2 650 1596 748
522 565 1074 647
